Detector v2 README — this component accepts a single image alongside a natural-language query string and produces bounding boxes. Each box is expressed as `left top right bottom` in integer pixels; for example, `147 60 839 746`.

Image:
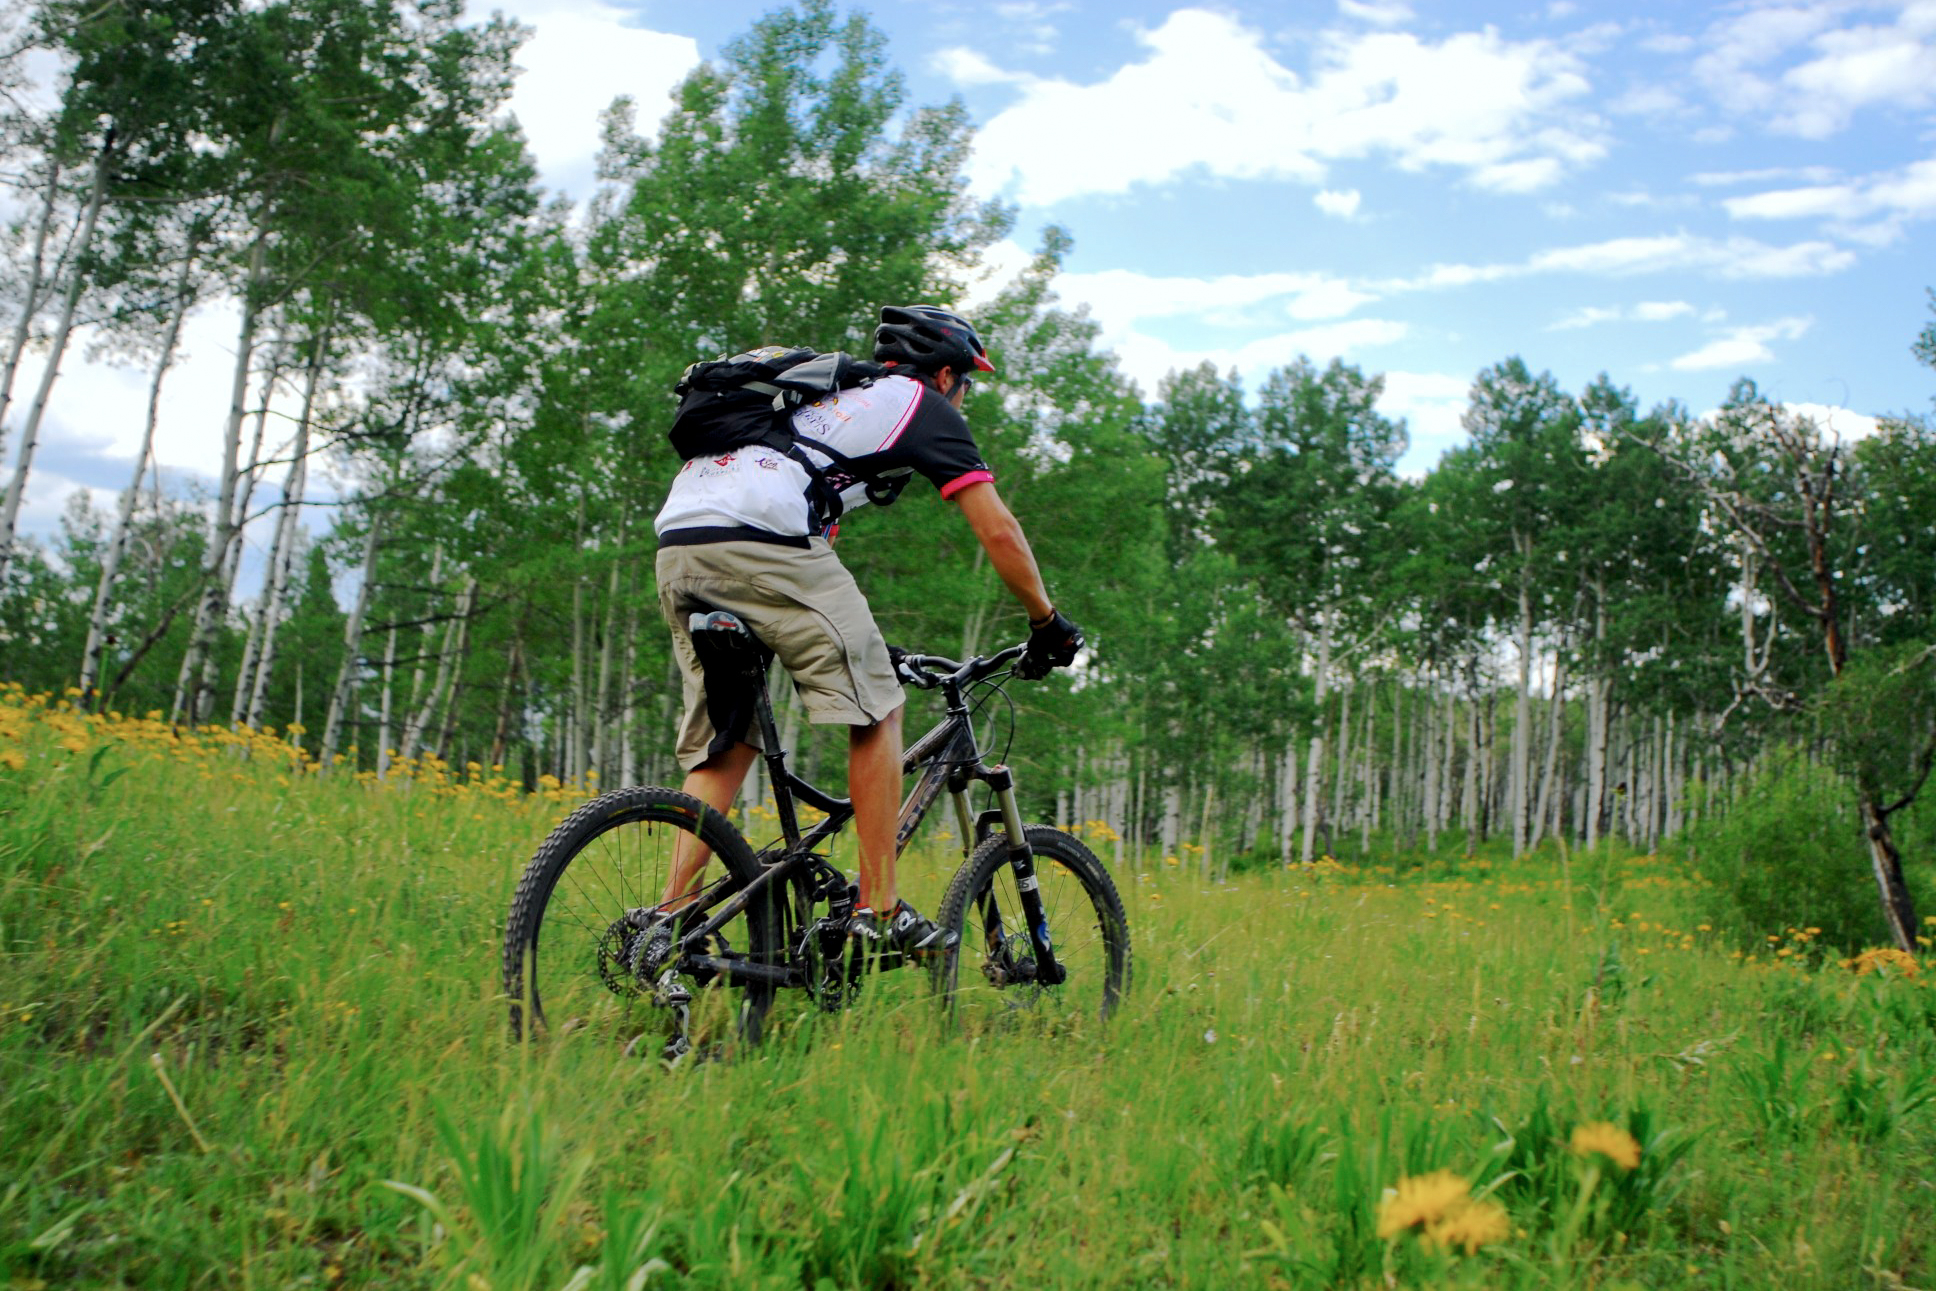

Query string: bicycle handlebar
897 642 1027 690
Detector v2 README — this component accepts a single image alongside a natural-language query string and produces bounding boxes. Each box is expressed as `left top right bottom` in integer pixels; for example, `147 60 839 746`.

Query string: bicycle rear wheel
502 786 787 1048
934 825 1131 1029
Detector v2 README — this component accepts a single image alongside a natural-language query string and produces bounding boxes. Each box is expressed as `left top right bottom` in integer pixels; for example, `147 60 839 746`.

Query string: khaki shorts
656 538 904 771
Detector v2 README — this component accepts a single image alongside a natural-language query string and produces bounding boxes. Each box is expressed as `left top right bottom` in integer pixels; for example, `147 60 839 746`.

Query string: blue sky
13 0 1936 543
498 0 1936 471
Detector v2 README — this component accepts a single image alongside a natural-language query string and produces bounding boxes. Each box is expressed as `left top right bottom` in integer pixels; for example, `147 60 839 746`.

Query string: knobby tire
501 785 781 1046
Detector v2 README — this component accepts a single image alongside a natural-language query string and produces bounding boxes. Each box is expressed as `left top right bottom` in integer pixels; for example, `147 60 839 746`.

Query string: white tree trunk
1300 612 1332 864
570 496 588 787
593 519 623 784
1510 553 1534 856
1586 582 1610 849
1438 691 1457 839
1421 682 1440 852
0 144 112 584
0 158 63 449
620 597 640 788
241 316 329 729
1532 650 1565 848
173 227 269 723
320 514 384 770
431 579 475 758
377 625 398 780
80 251 195 705
404 580 469 762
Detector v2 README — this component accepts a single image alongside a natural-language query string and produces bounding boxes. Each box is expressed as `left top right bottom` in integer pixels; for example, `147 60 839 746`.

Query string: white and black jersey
654 374 992 546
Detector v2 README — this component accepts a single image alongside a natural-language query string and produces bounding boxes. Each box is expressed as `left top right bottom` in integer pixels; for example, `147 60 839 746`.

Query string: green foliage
1685 748 1894 950
1815 642 1936 811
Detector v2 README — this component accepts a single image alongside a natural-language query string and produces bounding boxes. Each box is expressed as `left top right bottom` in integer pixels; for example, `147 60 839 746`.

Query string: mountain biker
651 304 1083 957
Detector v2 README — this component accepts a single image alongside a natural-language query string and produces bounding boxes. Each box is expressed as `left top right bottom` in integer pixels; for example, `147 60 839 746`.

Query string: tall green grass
2 689 1934 1288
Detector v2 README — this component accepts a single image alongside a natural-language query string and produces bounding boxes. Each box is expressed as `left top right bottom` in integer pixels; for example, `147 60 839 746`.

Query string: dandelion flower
1377 1170 1471 1238
1424 1197 1511 1254
1569 1122 1641 1170
1844 948 1918 979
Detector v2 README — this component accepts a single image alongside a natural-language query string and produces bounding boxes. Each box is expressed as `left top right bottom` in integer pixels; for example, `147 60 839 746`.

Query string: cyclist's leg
848 705 904 911
655 548 768 910
661 740 758 909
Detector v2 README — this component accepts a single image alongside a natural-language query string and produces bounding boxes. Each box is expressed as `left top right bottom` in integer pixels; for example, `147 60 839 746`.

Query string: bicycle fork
953 767 1067 987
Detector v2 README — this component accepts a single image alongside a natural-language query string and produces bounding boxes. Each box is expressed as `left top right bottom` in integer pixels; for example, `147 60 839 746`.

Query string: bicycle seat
686 607 774 761
688 609 756 640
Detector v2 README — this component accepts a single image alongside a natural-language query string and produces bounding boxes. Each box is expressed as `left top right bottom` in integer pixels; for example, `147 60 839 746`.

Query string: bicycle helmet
873 304 997 376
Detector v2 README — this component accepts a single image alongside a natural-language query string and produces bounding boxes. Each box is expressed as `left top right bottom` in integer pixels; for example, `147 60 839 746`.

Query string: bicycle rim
937 826 1130 1032
504 787 777 1047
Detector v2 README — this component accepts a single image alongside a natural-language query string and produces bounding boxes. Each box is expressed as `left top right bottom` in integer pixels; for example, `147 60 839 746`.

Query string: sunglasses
954 374 974 399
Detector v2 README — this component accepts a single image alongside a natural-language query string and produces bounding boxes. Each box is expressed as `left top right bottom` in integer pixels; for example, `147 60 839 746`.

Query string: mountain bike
501 608 1131 1059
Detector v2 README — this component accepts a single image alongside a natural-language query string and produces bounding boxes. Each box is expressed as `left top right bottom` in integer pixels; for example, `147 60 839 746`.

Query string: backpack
670 346 910 525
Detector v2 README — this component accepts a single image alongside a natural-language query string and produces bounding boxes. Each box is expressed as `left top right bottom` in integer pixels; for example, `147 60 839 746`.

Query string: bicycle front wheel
934 825 1131 1029
502 785 785 1047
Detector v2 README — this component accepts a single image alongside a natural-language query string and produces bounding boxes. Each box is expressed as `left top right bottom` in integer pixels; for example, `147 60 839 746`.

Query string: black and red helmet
873 305 997 376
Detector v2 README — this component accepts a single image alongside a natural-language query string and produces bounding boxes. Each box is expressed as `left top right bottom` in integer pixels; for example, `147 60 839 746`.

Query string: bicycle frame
669 643 1067 991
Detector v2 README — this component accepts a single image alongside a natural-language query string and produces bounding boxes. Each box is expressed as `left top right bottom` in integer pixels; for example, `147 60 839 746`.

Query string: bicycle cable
968 668 1020 771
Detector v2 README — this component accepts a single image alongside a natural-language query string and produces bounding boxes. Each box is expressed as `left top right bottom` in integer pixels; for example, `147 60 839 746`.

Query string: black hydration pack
670 346 911 525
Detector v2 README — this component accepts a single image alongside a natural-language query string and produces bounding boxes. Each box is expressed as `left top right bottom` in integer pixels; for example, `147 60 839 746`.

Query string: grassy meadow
3 685 1935 1290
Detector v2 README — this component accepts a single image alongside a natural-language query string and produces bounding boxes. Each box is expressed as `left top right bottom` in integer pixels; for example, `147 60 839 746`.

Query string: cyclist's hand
888 644 932 689
1015 608 1082 680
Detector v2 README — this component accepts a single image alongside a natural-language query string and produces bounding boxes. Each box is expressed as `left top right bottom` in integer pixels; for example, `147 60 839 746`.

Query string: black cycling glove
1015 608 1082 680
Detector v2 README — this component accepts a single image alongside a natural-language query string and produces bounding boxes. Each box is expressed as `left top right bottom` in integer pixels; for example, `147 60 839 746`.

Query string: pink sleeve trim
940 470 995 500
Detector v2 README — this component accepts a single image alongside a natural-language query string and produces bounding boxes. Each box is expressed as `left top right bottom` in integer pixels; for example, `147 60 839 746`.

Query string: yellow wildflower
0 749 24 772
1377 1170 1472 1238
1844 948 1919 979
1569 1122 1641 1170
1424 1197 1511 1254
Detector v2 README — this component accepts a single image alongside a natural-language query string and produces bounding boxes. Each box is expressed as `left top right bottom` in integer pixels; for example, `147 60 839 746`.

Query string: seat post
752 669 801 849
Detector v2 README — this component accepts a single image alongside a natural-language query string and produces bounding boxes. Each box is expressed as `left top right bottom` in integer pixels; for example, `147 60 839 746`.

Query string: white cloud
1608 84 1686 115
1314 188 1362 218
1389 231 1856 291
1669 316 1812 371
1723 184 1861 220
504 0 699 199
1550 300 1696 330
1338 0 1414 26
1693 399 1885 441
1721 157 1936 240
992 1 1073 55
1690 2 1936 137
1111 319 1409 396
1378 371 1472 473
1690 165 1840 187
1056 265 1377 326
1785 401 1882 441
933 48 1022 87
950 8 1604 205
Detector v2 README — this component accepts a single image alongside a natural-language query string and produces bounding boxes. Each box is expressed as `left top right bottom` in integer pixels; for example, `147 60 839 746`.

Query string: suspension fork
980 765 1067 987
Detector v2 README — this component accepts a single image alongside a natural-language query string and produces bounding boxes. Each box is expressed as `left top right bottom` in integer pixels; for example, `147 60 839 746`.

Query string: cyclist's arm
950 480 1054 623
